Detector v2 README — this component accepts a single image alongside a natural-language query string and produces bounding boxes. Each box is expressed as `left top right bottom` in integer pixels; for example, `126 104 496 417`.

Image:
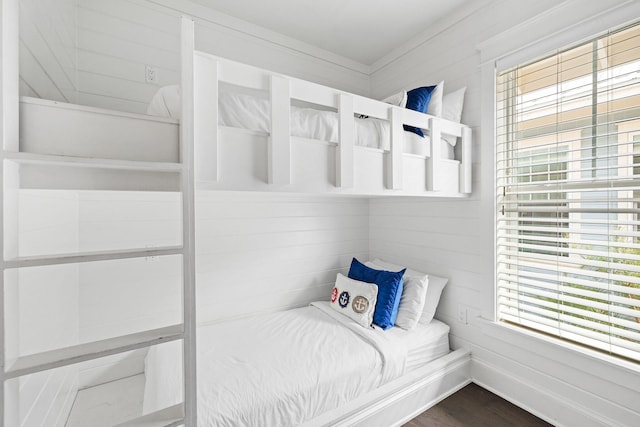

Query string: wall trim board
471 356 628 427
477 0 640 69
369 0 495 75
476 318 640 391
450 326 640 426
141 0 371 76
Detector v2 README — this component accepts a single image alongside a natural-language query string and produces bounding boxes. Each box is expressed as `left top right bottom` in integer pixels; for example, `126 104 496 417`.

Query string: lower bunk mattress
142 301 450 426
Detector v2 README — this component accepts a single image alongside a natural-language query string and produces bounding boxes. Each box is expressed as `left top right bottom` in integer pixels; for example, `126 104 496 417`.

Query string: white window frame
477 0 640 372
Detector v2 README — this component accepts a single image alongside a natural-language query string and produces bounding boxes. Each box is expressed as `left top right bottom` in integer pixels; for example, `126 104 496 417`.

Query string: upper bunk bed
15 16 472 198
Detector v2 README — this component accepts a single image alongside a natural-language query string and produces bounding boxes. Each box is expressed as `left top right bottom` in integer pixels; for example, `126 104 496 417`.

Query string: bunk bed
5 14 473 427
19 28 473 198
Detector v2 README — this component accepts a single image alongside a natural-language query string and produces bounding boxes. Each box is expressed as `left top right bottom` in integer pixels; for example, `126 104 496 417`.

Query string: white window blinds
496 22 640 362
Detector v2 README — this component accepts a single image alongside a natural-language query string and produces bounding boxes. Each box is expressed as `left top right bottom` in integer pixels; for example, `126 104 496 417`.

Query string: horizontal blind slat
496 20 640 362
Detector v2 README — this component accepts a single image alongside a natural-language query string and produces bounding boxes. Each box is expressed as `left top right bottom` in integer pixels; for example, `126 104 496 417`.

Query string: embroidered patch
352 295 369 314
338 291 350 308
331 287 338 303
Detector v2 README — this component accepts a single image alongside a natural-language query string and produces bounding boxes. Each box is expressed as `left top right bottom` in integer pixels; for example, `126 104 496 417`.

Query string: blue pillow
348 258 405 330
403 86 436 137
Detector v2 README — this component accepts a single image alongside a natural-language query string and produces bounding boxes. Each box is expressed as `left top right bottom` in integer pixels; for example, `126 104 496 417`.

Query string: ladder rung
3 246 184 268
5 324 184 379
114 404 184 427
3 151 183 172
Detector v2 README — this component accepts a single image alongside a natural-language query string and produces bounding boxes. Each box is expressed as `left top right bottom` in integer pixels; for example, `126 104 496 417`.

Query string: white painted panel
19 98 179 162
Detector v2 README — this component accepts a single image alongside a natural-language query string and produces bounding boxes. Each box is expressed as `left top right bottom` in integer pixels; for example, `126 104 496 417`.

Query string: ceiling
190 0 477 65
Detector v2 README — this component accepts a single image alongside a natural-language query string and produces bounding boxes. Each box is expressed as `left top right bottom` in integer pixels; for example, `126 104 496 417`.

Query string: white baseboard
471 355 632 427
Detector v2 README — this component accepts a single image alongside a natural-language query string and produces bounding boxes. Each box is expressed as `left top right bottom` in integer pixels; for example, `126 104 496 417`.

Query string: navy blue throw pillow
347 258 405 330
403 86 436 137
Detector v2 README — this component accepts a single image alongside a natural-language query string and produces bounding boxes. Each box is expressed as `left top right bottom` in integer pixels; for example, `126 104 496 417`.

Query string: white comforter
147 85 455 158
143 302 408 426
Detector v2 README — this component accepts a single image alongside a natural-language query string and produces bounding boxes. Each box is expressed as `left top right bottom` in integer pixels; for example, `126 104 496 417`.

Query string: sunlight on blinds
496 22 640 362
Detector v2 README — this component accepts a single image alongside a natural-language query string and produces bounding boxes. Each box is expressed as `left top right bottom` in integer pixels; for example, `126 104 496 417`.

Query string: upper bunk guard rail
186 34 472 196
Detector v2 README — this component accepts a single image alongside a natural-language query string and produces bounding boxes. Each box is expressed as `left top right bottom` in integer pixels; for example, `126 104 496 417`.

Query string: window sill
474 316 640 391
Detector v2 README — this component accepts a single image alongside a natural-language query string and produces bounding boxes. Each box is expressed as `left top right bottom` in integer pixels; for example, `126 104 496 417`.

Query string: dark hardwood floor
404 383 553 427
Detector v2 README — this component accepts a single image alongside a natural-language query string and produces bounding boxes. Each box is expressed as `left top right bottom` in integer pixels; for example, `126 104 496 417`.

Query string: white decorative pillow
367 259 429 330
442 87 466 146
329 273 378 328
426 80 444 118
381 91 408 108
371 258 448 325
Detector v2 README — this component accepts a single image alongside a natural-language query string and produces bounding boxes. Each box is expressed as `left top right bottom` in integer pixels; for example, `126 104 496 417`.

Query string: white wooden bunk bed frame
1 9 472 426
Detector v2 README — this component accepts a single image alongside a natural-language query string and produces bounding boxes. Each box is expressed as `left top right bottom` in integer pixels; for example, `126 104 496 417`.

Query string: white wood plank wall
369 0 640 425
76 191 182 388
195 192 369 324
19 0 77 103
8 190 80 427
68 0 370 114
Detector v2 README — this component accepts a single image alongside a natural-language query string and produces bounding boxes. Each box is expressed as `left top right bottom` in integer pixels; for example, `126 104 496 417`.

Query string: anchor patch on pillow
352 295 369 313
331 287 338 303
338 291 350 308
329 274 378 328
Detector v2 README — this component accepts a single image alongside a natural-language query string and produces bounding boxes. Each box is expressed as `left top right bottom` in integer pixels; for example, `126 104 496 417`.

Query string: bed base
303 348 471 427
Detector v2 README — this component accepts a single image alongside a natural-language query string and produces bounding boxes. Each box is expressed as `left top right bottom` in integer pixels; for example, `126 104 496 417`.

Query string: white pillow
426 80 444 118
367 259 429 330
147 85 180 119
381 91 408 108
330 273 378 328
418 274 449 324
442 87 466 146
371 258 448 325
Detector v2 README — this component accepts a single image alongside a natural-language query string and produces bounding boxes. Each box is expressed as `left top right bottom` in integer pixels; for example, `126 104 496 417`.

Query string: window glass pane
496 21 640 362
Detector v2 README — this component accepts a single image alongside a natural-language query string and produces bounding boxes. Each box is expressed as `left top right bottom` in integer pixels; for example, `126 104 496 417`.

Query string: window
496 22 640 362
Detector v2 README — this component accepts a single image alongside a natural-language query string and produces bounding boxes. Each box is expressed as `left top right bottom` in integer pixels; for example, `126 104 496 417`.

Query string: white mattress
386 318 450 372
142 302 449 426
147 85 456 159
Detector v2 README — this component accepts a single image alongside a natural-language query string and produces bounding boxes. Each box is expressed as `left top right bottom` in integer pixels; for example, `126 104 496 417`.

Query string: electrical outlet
457 304 467 324
145 65 158 84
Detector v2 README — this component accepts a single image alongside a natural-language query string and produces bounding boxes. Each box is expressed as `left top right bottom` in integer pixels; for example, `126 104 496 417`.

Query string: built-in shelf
4 246 184 269
5 324 184 379
3 151 183 173
114 404 184 427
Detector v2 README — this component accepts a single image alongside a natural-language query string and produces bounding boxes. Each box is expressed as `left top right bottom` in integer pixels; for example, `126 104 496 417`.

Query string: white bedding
143 302 449 426
147 85 456 159
386 318 450 372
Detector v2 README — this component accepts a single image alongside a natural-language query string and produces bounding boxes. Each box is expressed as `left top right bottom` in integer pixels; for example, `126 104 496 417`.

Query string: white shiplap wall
8 191 80 427
369 0 640 426
195 192 369 324
76 191 182 387
19 0 77 103
72 0 369 114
